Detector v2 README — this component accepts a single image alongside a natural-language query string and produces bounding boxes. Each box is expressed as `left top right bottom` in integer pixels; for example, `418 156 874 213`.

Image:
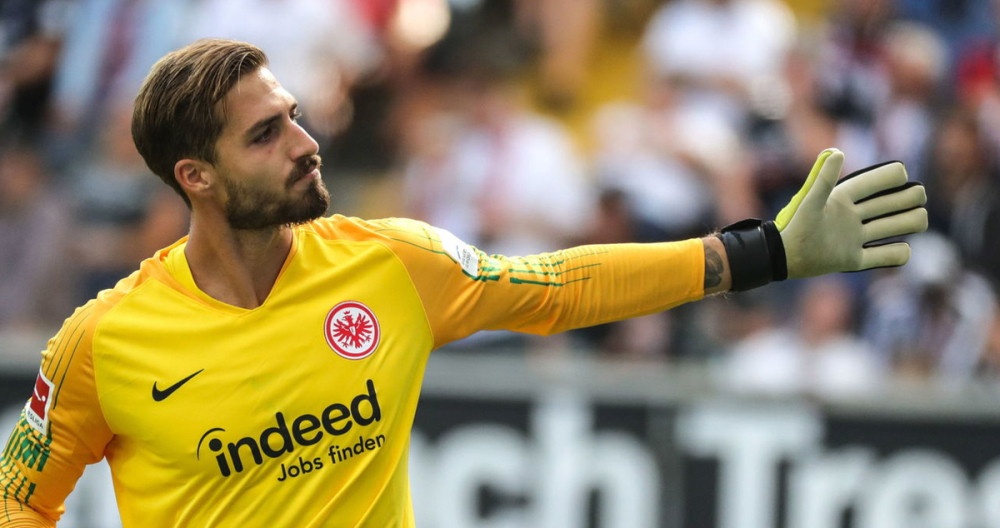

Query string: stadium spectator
818 0 894 105
923 107 1000 287
873 21 947 183
719 275 883 398
973 307 1000 381
0 139 74 330
863 231 999 386
401 49 593 258
0 0 68 141
588 72 747 242
810 0 893 164
641 0 797 127
894 0 997 75
954 27 1000 153
66 104 189 302
187 0 383 142
47 0 189 162
749 38 850 220
511 0 601 112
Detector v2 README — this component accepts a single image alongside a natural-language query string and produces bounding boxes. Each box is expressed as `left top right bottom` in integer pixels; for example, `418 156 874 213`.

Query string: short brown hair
132 39 268 207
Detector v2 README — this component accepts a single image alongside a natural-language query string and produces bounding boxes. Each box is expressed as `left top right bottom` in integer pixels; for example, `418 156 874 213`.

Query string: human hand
776 148 928 278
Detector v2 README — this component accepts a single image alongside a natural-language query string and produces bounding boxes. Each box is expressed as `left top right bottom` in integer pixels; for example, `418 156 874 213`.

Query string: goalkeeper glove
718 148 928 291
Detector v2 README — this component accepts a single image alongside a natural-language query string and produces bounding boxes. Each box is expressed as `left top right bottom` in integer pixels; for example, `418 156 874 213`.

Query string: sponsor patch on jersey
25 368 54 434
324 301 381 360
436 227 480 278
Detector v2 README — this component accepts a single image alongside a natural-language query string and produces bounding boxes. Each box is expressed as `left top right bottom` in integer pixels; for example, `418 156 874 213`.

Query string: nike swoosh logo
152 369 205 402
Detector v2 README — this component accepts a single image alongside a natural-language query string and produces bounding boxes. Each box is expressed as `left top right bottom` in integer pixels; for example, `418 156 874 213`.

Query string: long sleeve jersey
1 215 705 527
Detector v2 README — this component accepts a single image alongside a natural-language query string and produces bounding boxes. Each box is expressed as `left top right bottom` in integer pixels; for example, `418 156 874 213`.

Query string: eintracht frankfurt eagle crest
324 301 380 360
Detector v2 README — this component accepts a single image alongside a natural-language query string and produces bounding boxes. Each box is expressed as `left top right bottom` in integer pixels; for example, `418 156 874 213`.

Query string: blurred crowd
1 0 1000 397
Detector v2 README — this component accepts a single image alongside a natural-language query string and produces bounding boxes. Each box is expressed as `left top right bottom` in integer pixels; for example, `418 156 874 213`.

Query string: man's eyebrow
242 102 299 142
244 113 282 141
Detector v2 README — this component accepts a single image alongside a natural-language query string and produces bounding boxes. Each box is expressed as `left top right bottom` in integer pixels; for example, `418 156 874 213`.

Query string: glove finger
856 180 925 204
835 161 908 203
862 207 929 243
856 183 927 222
859 242 912 270
776 148 844 230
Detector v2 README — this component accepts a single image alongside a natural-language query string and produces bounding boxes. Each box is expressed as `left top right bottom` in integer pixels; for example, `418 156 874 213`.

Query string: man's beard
223 154 331 230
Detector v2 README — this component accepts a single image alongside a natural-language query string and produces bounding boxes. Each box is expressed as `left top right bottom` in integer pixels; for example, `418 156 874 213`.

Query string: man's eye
254 127 274 144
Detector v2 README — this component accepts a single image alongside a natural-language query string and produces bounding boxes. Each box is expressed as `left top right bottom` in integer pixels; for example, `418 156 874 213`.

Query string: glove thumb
775 148 845 231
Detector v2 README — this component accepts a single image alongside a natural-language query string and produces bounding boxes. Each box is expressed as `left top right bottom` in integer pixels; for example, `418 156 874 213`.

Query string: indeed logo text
196 379 382 477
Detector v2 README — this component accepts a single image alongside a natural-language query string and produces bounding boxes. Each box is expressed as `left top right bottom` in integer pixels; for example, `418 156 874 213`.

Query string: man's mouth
289 157 322 187
298 168 320 185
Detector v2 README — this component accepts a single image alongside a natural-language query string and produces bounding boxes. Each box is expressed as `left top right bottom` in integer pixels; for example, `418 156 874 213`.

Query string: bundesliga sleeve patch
435 227 480 278
25 368 54 435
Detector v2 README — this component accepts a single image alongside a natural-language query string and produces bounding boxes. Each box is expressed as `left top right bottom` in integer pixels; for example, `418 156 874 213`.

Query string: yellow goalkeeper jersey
1 215 704 527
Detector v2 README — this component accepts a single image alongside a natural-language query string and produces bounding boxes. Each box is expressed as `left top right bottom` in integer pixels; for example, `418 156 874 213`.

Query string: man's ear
174 159 215 199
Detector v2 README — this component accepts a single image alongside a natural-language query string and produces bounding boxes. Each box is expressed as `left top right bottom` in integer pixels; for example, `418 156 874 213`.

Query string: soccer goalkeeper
0 39 927 527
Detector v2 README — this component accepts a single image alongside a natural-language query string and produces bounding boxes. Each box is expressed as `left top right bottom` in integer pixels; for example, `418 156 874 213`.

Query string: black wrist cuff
716 219 788 291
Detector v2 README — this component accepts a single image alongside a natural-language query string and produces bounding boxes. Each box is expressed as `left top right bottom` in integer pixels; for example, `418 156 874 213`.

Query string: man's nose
289 120 320 160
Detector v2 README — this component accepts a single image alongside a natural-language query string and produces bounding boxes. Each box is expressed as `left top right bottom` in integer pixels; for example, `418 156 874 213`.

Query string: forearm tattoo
704 244 724 289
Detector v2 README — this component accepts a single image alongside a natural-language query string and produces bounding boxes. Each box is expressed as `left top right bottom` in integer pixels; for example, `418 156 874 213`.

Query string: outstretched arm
366 148 926 347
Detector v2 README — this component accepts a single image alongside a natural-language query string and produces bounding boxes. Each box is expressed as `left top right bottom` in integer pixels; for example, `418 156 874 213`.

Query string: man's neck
183 215 294 309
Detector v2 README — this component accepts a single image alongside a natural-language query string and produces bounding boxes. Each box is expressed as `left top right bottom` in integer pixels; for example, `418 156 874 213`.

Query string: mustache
287 154 322 187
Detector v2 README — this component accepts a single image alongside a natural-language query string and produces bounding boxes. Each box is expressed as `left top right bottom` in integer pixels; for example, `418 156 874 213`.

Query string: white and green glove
718 148 929 291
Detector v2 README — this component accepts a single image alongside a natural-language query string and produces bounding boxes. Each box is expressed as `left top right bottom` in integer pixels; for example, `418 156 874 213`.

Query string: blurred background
2 0 1000 526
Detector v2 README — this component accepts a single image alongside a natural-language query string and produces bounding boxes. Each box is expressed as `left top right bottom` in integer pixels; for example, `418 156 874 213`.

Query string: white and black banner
2 364 999 528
